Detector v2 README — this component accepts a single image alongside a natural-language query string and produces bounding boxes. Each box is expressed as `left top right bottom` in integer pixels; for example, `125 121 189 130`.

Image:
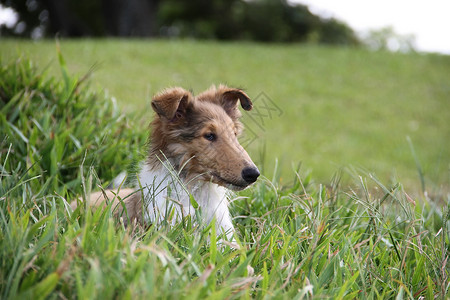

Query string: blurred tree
40 0 101 36
158 0 359 45
1 0 359 45
102 0 160 36
0 0 43 37
0 0 160 37
362 26 416 52
317 18 360 45
158 0 243 39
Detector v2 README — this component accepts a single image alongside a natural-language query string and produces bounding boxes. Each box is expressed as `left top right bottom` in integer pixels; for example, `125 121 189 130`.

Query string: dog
72 85 260 240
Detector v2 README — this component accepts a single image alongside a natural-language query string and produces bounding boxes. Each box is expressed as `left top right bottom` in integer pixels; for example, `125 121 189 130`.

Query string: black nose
241 166 260 184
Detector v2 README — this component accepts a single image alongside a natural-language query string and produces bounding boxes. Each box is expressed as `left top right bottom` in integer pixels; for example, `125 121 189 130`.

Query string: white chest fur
137 162 235 239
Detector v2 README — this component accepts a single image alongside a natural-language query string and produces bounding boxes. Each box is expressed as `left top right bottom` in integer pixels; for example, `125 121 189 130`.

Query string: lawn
0 40 449 299
1 39 449 191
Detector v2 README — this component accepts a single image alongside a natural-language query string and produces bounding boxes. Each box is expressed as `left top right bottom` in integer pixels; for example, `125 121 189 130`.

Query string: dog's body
73 85 259 239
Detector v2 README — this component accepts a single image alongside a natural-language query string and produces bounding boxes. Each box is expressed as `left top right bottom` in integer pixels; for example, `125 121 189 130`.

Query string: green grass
0 43 449 299
2 168 449 299
0 51 144 198
1 39 449 191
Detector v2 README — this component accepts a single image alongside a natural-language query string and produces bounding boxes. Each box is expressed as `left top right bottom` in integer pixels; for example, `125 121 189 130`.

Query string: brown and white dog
72 85 260 239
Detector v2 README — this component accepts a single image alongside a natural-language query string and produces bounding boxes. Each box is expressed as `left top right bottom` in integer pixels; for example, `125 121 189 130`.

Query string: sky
1 1 449 54
0 5 16 28
297 0 450 54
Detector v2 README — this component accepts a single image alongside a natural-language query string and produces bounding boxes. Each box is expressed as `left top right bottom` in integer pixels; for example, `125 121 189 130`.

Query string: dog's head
150 85 260 190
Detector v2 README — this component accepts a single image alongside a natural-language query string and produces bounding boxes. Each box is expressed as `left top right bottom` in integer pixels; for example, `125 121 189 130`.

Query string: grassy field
1 45 449 299
1 39 449 191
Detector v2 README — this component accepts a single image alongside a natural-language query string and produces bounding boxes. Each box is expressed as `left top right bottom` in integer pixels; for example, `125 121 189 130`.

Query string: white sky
297 0 450 54
1 2 450 54
0 5 17 28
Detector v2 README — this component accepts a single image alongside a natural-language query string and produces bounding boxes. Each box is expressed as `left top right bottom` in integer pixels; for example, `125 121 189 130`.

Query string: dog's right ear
151 88 192 121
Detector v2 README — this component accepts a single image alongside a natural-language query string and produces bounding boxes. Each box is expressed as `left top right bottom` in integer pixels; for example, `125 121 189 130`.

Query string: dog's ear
220 88 253 119
151 88 192 121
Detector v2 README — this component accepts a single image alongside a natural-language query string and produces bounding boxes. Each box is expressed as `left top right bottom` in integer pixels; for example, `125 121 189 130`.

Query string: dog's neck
137 158 234 238
146 153 192 183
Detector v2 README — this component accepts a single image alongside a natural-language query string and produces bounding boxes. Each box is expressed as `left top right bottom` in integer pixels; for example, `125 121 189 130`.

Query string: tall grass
0 56 448 299
0 50 145 198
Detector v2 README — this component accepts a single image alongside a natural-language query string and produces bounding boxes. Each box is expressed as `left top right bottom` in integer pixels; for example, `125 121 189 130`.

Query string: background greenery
0 48 144 198
0 41 449 299
1 39 449 192
1 0 358 45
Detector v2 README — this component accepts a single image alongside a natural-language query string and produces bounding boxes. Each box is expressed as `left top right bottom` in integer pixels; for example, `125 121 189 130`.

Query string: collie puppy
73 85 260 239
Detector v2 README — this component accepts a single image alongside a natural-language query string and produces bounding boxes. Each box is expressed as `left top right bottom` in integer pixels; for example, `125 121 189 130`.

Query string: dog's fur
72 85 260 239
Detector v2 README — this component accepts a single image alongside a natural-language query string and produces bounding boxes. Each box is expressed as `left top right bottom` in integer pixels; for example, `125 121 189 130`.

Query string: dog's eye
204 133 216 142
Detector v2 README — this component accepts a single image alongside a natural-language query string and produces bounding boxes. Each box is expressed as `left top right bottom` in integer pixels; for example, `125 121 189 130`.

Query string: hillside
1 39 449 191
0 43 449 299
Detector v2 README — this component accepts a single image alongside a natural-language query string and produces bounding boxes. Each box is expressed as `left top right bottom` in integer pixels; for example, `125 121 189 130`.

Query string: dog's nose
241 166 260 184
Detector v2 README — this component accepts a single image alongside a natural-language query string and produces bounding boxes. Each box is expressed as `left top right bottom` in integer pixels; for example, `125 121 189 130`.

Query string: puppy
72 85 260 239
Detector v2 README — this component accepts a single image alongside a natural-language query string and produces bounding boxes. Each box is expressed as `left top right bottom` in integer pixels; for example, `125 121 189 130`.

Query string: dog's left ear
221 88 253 118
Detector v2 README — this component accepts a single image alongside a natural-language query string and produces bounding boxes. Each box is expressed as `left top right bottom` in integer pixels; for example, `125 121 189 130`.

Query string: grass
1 39 449 190
0 49 144 198
0 43 449 299
2 167 449 299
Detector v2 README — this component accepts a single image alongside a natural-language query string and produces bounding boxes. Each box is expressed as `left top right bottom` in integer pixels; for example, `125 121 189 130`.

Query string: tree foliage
362 26 416 52
1 0 359 45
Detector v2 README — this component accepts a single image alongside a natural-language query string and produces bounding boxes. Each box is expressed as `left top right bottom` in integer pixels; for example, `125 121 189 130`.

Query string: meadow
1 39 449 190
0 39 449 299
